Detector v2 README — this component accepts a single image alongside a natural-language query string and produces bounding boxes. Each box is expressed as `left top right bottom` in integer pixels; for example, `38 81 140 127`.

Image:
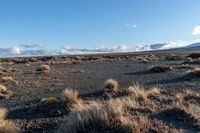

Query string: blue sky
0 0 200 56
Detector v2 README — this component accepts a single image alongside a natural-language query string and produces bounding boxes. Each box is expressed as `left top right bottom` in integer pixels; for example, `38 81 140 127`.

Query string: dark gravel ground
0 51 200 132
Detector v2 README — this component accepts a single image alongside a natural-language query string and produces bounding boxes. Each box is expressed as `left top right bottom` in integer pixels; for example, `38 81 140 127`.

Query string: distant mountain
186 42 200 48
165 42 200 51
136 42 200 52
150 43 168 50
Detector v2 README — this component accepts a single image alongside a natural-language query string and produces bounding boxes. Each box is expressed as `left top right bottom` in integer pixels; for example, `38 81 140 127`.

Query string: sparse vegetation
147 87 161 96
58 90 180 133
104 79 119 92
0 85 7 94
127 84 148 102
41 96 59 103
36 64 50 72
0 108 19 133
0 108 7 119
1 76 18 84
1 53 200 132
0 84 13 99
63 89 82 108
0 66 9 73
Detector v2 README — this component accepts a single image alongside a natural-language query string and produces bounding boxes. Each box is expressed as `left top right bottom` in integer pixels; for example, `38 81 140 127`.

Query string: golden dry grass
1 76 18 84
0 120 19 133
104 79 119 92
0 85 7 94
63 89 83 109
36 64 50 72
127 84 148 102
0 66 7 72
0 108 19 133
58 97 136 133
127 84 162 103
175 93 186 109
0 108 7 119
147 87 161 96
57 92 179 133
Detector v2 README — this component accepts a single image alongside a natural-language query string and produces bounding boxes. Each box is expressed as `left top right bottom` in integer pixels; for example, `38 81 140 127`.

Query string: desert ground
1 50 200 133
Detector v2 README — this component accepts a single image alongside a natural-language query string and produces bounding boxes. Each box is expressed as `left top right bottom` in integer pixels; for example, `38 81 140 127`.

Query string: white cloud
0 46 21 57
60 45 129 55
10 46 21 55
192 25 200 35
126 23 137 28
0 45 129 57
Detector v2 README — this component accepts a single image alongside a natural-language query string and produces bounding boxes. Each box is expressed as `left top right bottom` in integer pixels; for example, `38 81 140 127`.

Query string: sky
0 0 200 56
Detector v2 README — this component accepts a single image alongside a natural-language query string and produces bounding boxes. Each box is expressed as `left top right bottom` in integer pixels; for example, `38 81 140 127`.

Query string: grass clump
63 89 82 108
0 108 19 133
58 99 135 133
127 84 148 102
127 84 162 103
104 79 119 92
36 64 50 73
0 84 13 99
1 76 18 85
0 85 7 94
57 94 179 133
175 93 186 109
0 108 7 119
147 87 161 96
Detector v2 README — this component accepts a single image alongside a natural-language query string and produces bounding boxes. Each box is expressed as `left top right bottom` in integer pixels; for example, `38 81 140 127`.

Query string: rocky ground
0 50 200 133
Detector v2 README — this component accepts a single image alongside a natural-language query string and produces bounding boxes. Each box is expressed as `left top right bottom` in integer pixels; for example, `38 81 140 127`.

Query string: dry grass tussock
175 90 200 109
63 89 82 108
147 87 161 96
0 108 19 133
127 84 148 102
127 84 161 102
0 66 8 73
104 79 119 92
36 64 50 72
0 66 18 73
58 97 138 133
1 76 18 84
175 93 186 109
58 93 179 133
0 108 7 119
0 85 7 94
0 84 13 99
